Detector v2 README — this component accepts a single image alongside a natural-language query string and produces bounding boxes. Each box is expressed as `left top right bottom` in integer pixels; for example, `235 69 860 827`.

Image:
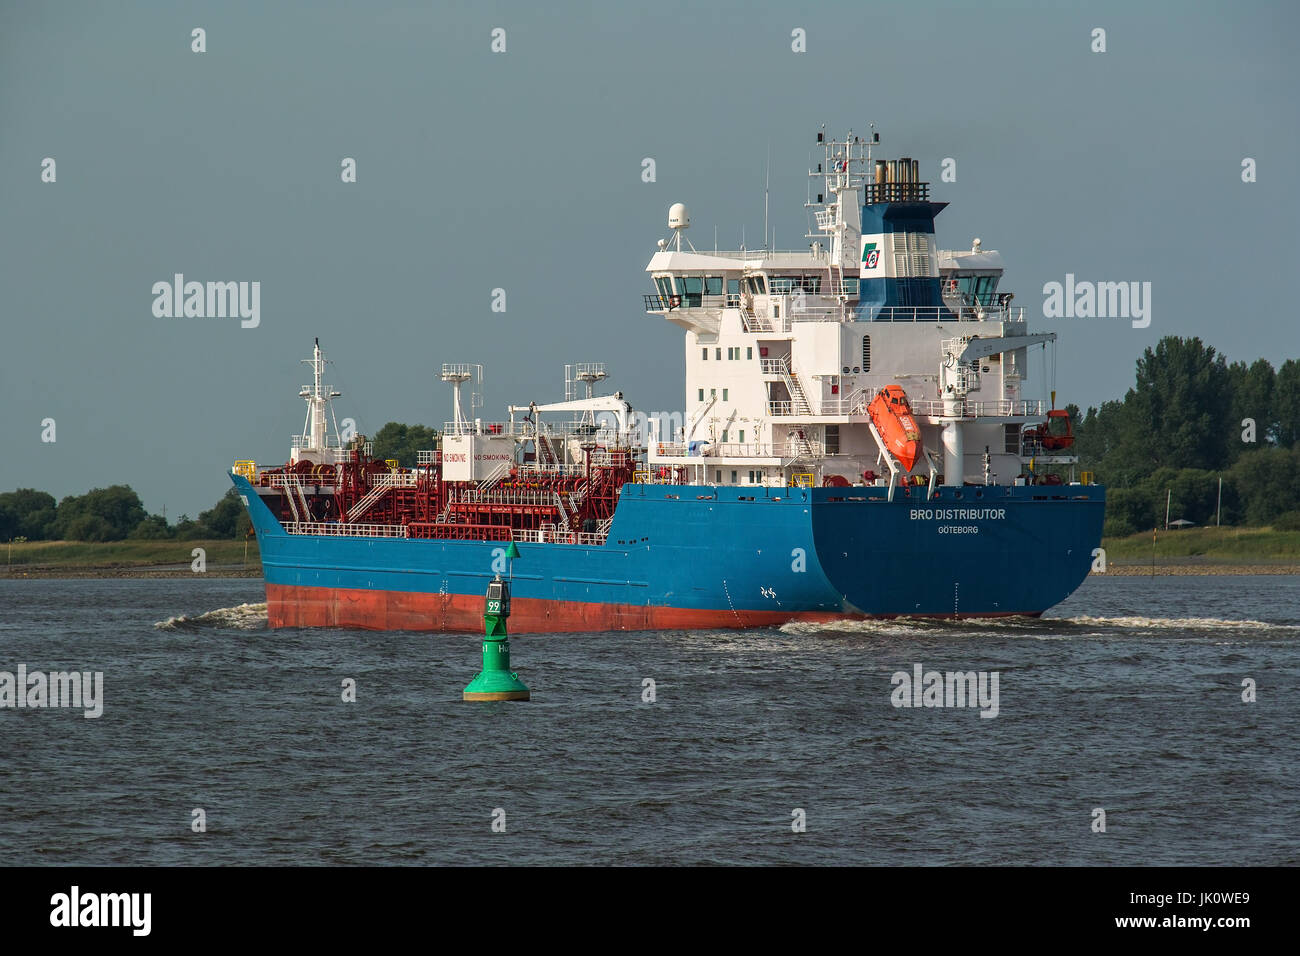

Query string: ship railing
817 388 872 416
407 522 512 541
442 421 512 436
768 400 796 416
909 399 1045 418
284 521 408 538
861 305 1026 323
785 306 849 326
644 292 729 312
864 181 931 203
290 434 347 450
454 489 564 508
778 439 825 459
519 462 587 477
264 472 339 489
759 357 789 376
512 528 607 547
590 450 631 467
370 471 420 489
712 442 778 458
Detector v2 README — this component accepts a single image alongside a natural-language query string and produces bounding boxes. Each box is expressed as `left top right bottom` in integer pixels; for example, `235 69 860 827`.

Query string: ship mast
297 338 341 457
807 126 873 320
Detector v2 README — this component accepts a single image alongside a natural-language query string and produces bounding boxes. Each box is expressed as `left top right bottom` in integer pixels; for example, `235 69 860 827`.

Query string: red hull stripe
265 583 1032 633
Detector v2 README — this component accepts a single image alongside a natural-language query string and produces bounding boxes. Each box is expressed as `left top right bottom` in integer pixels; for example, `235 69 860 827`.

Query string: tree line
1066 336 1300 536
0 421 435 543
0 486 250 543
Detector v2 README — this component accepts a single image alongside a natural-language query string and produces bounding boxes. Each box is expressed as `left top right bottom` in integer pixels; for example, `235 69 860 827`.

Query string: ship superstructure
232 128 1104 633
642 130 1076 495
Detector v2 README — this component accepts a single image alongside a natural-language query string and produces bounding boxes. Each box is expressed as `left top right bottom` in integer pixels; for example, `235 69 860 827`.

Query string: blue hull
233 475 1104 631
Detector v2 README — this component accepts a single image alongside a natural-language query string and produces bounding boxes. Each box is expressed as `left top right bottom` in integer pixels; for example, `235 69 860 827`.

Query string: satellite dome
668 203 690 230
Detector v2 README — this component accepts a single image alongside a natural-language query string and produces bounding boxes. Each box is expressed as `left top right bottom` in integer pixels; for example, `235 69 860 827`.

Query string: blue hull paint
233 475 1105 620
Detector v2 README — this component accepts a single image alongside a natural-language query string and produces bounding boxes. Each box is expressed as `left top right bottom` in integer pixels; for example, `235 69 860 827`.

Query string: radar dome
668 203 690 230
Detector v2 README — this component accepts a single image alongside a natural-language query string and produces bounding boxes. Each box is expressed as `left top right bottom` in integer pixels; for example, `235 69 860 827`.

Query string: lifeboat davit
867 384 923 472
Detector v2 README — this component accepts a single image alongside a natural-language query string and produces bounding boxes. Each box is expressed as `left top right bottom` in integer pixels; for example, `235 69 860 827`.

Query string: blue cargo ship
234 129 1104 632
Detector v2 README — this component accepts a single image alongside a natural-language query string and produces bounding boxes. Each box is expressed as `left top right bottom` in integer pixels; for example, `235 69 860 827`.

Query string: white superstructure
642 130 1075 491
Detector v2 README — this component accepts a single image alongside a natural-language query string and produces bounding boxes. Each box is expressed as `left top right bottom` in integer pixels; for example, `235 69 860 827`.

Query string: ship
232 129 1105 633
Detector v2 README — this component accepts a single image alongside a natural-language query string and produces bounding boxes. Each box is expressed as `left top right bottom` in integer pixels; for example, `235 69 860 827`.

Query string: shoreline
2 566 262 579
1097 563 1298 576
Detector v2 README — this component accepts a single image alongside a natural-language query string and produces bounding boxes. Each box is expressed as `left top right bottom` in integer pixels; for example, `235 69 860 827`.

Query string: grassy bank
1101 525 1300 564
2 538 260 572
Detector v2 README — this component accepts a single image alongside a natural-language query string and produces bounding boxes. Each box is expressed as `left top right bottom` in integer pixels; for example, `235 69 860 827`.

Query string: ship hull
233 476 1104 633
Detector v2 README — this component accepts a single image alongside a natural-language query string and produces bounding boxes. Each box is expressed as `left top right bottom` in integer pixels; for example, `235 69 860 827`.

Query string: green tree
1072 399 1147 486
1275 359 1300 448
129 515 174 539
0 489 58 540
371 422 440 466
53 485 146 541
1227 357 1275 452
196 487 250 538
0 500 17 541
1129 337 1233 472
1225 446 1300 525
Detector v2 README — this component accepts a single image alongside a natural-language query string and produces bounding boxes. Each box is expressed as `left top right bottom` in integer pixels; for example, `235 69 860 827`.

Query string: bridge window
655 277 672 298
862 335 871 372
704 276 723 295
681 276 703 307
728 278 740 296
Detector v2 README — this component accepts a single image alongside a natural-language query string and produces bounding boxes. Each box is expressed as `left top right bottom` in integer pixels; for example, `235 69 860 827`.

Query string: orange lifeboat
1025 408 1075 451
867 384 923 472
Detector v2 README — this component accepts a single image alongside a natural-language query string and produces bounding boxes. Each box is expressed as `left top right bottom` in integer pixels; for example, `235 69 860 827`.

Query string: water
1 575 1296 865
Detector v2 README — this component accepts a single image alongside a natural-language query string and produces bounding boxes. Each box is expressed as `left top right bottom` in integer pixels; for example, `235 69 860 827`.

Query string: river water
1 575 1296 865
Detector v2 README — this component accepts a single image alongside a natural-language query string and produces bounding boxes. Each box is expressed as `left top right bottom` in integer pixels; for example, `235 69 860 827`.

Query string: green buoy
463 542 530 701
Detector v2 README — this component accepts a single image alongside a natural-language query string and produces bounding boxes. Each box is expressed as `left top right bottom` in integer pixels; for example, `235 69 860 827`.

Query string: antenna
764 142 770 253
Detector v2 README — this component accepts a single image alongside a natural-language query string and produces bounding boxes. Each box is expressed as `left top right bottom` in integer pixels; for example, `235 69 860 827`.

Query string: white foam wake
154 602 268 632
779 614 1299 636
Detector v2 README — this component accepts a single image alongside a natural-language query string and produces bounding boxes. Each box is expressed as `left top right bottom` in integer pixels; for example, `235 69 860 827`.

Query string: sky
1 0 1296 517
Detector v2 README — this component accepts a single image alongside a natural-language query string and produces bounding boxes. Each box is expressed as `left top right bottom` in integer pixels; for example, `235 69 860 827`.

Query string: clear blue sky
2 0 1296 516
